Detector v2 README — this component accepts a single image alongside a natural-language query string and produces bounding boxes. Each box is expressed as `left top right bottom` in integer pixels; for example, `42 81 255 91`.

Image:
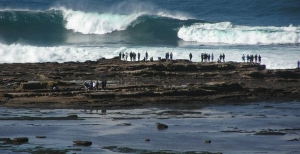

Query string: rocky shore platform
1 57 300 109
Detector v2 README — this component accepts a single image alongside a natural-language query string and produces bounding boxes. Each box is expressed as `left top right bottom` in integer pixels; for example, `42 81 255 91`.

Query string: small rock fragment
73 140 92 146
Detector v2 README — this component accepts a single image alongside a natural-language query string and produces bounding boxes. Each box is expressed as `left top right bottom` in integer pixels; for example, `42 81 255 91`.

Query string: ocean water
1 102 300 154
0 0 299 69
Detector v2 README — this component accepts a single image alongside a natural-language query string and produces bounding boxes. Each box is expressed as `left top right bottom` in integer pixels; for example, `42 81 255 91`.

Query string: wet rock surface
0 57 300 109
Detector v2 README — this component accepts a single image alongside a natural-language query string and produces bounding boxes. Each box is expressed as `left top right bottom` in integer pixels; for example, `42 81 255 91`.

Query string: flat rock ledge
0 57 300 109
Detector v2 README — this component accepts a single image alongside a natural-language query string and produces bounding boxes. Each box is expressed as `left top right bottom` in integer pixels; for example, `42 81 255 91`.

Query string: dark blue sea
0 0 299 68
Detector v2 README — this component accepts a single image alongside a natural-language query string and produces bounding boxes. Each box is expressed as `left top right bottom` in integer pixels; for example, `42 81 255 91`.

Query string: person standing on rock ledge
189 53 192 61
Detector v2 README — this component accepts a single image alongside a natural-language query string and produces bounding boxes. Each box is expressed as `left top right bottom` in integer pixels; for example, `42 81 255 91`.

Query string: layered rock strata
0 57 299 109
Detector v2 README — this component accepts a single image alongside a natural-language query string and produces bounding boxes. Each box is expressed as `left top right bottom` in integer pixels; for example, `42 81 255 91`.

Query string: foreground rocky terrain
0 57 300 109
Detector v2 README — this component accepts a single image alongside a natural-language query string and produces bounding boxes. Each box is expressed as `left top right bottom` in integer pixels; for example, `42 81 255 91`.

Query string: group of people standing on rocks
165 52 173 60
118 51 226 63
119 51 152 62
199 53 225 63
242 54 262 63
200 53 214 62
84 80 107 92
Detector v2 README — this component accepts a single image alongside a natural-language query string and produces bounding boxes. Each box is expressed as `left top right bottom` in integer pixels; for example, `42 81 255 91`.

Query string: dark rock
0 138 11 142
13 137 29 143
73 140 92 146
157 123 168 130
67 115 78 118
117 123 132 126
246 71 265 78
205 140 211 143
275 70 300 79
36 136 46 138
254 131 286 135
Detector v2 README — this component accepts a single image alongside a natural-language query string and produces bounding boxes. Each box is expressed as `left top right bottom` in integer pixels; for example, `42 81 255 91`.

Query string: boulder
157 123 168 130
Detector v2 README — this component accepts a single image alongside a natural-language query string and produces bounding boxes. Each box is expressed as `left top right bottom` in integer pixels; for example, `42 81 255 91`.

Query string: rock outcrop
0 57 299 108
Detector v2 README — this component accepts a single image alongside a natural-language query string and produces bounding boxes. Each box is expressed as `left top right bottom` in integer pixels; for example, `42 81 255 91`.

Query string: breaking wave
0 7 299 46
178 22 300 45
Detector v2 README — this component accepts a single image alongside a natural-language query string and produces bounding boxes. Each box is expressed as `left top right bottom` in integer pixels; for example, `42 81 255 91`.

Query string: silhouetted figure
138 53 140 61
129 52 132 61
298 61 300 69
101 109 106 115
89 80 93 91
165 52 169 60
119 52 122 60
204 53 207 62
211 53 214 62
170 52 173 60
258 55 261 63
84 81 89 91
222 53 225 62
95 80 99 90
145 51 148 61
102 80 107 90
242 54 245 62
246 54 250 63
189 53 192 61
254 54 258 63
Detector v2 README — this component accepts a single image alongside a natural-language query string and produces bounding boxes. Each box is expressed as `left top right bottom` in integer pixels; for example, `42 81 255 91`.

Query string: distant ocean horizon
0 0 299 69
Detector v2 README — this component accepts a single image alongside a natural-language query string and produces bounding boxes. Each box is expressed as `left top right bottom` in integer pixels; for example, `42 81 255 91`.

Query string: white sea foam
0 44 115 63
178 22 300 45
54 5 192 35
60 7 144 35
157 11 191 20
0 43 299 69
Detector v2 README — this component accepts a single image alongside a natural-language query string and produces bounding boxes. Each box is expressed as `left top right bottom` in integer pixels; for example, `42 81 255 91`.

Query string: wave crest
60 7 145 35
178 22 300 45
